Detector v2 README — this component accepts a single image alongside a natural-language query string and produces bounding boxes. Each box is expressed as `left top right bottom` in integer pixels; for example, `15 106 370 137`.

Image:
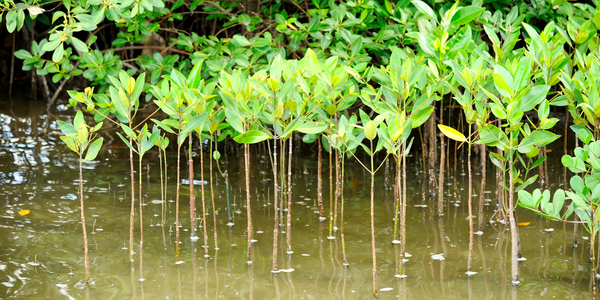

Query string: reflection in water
0 97 596 299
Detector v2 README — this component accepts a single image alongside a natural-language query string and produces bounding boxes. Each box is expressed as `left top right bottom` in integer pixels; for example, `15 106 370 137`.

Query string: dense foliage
4 0 600 293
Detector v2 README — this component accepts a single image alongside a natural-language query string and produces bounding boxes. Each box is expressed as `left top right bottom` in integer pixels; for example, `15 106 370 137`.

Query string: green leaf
493 65 513 97
513 56 531 92
411 0 437 21
438 124 467 142
296 122 328 134
71 36 88 53
519 85 549 112
151 118 175 134
188 61 204 90
84 137 103 161
234 130 271 144
552 189 565 219
231 35 250 47
364 121 377 141
52 43 64 62
57 120 77 137
517 131 559 154
410 106 434 128
450 6 484 25
120 124 137 140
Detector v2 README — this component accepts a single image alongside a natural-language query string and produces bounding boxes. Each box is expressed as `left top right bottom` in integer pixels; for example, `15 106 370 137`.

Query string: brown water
0 96 592 299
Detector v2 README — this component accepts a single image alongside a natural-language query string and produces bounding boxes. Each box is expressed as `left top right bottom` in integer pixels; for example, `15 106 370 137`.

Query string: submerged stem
79 155 90 282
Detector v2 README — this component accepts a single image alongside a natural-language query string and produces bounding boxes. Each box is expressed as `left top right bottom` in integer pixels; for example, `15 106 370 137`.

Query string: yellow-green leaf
438 124 467 142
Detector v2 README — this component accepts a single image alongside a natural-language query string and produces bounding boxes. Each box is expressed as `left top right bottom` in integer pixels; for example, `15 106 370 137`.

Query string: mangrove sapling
57 110 104 283
518 127 600 296
344 110 388 295
102 71 145 262
478 144 486 233
117 123 159 280
439 124 476 275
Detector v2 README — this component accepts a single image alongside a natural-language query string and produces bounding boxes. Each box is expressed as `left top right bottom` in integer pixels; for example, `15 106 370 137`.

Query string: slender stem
200 138 208 256
129 140 135 262
370 140 377 295
176 142 182 262
79 155 90 282
329 142 333 238
189 134 197 240
438 131 445 216
317 138 324 219
159 148 165 227
508 150 519 283
272 136 279 271
286 137 293 253
210 135 218 250
245 144 252 262
478 144 486 232
139 154 144 279
467 124 474 273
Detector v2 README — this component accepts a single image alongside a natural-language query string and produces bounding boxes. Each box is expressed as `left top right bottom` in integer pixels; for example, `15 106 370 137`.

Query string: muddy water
0 97 592 299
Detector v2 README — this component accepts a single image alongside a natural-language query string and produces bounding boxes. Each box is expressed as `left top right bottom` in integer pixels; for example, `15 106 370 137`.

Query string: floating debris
431 254 445 261
379 287 393 292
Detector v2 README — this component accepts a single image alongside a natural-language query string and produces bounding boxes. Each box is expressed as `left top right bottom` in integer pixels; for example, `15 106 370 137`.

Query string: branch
204 1 236 18
101 45 191 56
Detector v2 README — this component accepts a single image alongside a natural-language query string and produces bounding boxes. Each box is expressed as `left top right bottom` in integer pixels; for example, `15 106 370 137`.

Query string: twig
9 33 15 96
204 1 237 18
47 62 79 112
101 45 191 56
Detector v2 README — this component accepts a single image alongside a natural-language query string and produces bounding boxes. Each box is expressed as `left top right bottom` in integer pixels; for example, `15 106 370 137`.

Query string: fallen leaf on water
19 210 30 217
518 222 530 226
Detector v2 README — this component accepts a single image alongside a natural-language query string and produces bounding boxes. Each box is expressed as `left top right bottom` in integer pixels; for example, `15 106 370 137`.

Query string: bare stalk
200 140 209 257
478 144 486 232
438 132 445 216
286 137 293 254
508 151 519 283
245 144 252 262
467 125 474 273
317 138 324 219
210 135 218 250
175 139 182 262
138 155 144 280
369 140 377 295
79 155 90 282
272 136 279 271
189 134 197 240
129 140 135 262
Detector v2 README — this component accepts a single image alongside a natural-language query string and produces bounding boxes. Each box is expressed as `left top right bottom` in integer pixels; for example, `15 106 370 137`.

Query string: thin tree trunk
210 136 218 250
478 144 486 232
176 142 182 262
129 142 135 262
317 138 324 220
438 131 445 216
574 132 579 248
467 124 474 274
245 144 252 263
370 140 377 296
138 156 144 280
393 156 401 241
79 158 90 282
508 151 519 283
286 138 293 254
333 149 339 231
189 135 197 240
272 137 279 271
200 140 208 257
328 141 334 238
401 142 407 266
428 115 436 195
